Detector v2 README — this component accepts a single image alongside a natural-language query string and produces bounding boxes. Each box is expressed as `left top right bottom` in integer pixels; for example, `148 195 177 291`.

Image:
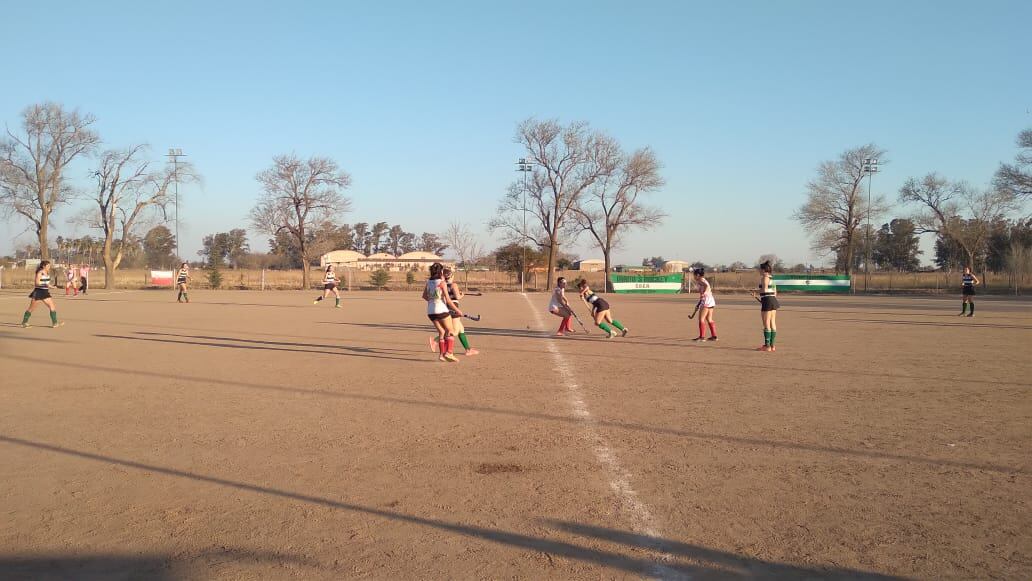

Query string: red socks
708 322 717 337
439 339 447 353
446 336 455 354
559 316 572 333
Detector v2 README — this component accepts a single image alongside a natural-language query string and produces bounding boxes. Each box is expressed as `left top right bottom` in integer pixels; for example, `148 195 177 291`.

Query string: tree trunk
546 236 558 290
38 215 50 261
103 239 116 290
603 250 612 293
300 247 310 289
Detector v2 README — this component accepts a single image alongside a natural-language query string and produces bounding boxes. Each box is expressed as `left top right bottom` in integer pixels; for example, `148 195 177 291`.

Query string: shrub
370 269 390 289
207 268 223 289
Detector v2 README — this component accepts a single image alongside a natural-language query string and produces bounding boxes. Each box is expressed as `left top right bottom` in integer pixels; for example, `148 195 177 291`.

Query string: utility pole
167 148 186 260
516 158 533 293
862 158 879 292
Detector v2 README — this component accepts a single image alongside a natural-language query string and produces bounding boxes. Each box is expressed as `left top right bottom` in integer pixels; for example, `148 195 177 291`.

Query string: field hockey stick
688 301 701 319
570 310 591 334
463 292 483 296
463 313 481 321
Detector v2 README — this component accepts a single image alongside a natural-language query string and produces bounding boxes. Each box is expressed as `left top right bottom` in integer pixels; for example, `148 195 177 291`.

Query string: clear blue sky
1 0 1029 266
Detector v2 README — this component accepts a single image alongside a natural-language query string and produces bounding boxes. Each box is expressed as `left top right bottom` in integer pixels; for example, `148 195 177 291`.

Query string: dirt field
1 288 1029 580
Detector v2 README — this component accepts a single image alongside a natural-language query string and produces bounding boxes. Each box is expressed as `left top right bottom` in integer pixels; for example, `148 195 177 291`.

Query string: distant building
320 250 448 272
573 259 604 272
661 260 692 273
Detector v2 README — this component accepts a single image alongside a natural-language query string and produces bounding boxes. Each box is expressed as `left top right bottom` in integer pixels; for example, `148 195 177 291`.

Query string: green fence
772 274 851 292
610 273 683 294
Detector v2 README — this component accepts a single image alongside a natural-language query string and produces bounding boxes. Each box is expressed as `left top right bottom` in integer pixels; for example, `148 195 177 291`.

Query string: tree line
795 135 1031 277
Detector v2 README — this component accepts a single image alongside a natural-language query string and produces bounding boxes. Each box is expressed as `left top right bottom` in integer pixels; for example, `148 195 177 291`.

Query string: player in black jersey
959 266 980 317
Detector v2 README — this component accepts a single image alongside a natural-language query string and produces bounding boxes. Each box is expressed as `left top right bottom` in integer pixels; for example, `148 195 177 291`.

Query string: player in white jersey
548 277 576 336
423 262 463 362
314 264 342 308
21 260 63 328
692 268 718 341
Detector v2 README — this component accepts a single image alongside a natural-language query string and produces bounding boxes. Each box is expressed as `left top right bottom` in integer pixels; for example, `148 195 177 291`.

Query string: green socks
770 330 776 346
763 329 772 346
960 302 967 314
599 322 613 333
22 311 31 325
458 332 470 350
611 320 625 331
50 311 58 325
968 302 974 315
335 297 341 307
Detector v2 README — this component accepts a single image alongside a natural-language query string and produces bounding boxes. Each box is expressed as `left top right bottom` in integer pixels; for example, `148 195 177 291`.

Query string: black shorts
962 287 975 296
449 301 461 318
760 295 780 312
177 279 187 285
591 298 610 313
324 283 337 291
29 289 52 301
427 312 450 322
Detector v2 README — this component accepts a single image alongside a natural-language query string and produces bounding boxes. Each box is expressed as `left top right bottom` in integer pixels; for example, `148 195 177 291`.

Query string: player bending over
576 279 628 338
314 264 342 308
423 262 463 363
548 277 577 336
21 260 63 328
692 268 718 341
959 266 980 317
444 267 479 356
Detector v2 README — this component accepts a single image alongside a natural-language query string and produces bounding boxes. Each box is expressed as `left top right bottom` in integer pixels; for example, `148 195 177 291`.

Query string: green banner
610 273 683 294
772 274 851 292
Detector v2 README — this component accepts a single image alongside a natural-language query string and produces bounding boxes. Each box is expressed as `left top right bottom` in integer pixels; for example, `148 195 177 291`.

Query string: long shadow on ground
3 355 1025 476
0 549 317 581
0 434 904 580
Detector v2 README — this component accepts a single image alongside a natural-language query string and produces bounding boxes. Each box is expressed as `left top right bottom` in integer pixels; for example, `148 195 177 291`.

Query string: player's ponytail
429 262 444 279
759 261 773 274
36 260 50 274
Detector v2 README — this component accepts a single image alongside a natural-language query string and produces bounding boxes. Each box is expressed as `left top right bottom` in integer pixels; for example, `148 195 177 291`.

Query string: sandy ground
0 288 1029 580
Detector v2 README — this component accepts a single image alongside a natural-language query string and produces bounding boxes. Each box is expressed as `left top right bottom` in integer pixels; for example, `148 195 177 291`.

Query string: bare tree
900 173 1018 270
573 146 665 291
443 221 484 286
793 144 889 275
489 118 611 279
995 128 1032 199
86 145 192 289
250 154 352 288
0 102 100 260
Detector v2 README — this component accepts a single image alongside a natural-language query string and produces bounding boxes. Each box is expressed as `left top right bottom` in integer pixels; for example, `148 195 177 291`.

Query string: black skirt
760 295 780 312
962 287 975 296
324 283 337 290
29 288 52 301
592 298 611 313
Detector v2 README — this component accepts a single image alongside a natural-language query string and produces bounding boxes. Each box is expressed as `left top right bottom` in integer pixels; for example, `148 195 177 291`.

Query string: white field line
522 294 682 580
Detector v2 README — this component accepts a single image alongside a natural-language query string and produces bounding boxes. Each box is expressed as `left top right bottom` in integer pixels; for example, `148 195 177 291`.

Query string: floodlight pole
167 148 186 262
516 158 533 293
862 158 879 293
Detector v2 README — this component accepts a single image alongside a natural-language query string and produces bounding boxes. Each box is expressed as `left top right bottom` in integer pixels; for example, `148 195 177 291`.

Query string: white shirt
548 286 566 311
426 279 449 315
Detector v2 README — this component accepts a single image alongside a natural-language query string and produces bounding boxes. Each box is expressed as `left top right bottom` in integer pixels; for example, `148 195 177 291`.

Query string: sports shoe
428 336 438 352
693 336 706 342
464 348 480 356
313 299 320 305
334 304 342 309
621 328 629 337
967 313 974 317
707 336 719 342
20 323 31 328
555 331 565 337
608 330 617 339
756 345 770 351
442 353 460 363
52 322 65 328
